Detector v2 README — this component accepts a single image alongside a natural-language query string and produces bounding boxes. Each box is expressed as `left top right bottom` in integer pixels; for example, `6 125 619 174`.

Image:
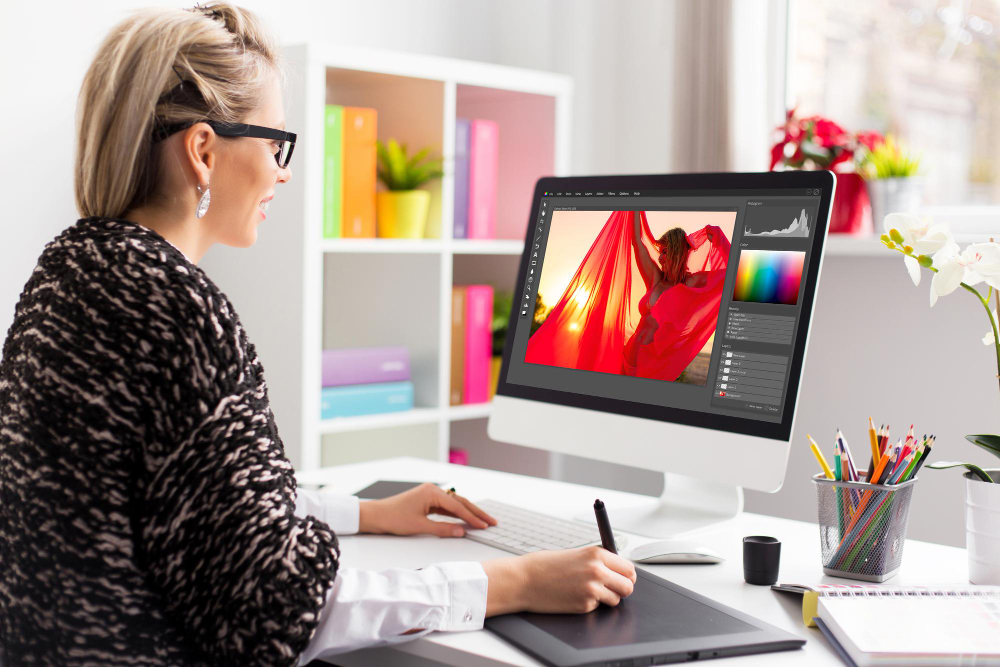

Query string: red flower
855 130 884 151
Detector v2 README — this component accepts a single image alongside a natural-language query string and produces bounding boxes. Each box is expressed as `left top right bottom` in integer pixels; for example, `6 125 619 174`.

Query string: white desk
296 457 968 667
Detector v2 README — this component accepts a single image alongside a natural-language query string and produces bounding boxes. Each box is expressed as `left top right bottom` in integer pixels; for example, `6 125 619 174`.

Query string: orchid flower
882 212 958 287
929 242 1000 307
881 215 1000 403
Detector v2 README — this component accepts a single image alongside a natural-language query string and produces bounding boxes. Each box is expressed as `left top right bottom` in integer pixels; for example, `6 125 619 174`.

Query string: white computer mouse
626 540 724 564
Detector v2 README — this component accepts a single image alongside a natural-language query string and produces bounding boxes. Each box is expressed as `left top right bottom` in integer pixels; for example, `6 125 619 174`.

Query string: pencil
837 429 857 481
867 417 879 478
808 434 834 479
910 436 934 478
870 452 890 486
888 452 913 484
877 447 897 485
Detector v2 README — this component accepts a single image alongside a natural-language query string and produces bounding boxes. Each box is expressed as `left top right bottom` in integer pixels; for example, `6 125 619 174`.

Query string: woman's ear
181 122 217 186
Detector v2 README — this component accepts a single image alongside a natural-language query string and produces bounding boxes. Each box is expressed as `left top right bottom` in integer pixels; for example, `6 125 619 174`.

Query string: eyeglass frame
151 119 296 169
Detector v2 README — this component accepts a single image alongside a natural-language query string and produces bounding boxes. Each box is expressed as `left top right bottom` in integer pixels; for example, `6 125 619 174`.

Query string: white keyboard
460 499 626 555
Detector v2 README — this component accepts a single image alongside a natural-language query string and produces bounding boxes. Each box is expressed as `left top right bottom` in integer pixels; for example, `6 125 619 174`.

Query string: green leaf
926 460 995 482
966 434 1000 461
917 254 933 268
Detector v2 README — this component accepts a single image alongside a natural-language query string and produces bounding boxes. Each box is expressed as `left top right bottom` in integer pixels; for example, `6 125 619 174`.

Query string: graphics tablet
485 568 805 666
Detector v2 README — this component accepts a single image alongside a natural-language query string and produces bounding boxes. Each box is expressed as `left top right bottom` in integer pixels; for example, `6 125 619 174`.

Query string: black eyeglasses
152 120 296 169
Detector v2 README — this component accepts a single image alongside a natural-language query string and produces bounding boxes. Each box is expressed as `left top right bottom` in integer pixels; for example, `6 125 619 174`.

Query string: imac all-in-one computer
488 171 835 538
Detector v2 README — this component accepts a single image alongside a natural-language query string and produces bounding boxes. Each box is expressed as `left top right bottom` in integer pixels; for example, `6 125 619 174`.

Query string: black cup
743 536 781 585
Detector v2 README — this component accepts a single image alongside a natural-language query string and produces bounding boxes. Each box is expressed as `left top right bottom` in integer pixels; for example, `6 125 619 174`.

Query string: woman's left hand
358 483 498 537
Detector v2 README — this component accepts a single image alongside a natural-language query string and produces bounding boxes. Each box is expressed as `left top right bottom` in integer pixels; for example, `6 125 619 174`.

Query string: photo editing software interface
504 186 823 424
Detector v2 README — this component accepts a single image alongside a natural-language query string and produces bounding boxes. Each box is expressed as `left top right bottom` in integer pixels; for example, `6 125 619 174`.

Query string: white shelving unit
201 43 572 472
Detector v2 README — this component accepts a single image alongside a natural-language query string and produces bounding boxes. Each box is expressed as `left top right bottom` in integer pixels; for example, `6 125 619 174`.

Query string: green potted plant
375 139 444 239
860 135 922 233
880 212 1000 584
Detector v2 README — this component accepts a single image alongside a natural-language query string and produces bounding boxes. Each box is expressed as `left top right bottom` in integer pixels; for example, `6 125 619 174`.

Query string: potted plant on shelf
375 139 444 239
770 111 882 235
860 135 922 232
881 212 1000 584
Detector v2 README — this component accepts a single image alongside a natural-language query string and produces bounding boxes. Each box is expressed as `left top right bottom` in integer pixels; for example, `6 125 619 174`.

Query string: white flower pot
868 178 922 233
966 470 1000 584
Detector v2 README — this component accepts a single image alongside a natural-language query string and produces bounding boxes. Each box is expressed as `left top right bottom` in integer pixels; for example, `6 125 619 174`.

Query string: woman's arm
631 211 660 289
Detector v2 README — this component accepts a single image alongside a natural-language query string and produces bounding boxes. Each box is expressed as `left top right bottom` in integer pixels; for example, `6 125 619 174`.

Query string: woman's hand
482 545 637 616
358 483 497 537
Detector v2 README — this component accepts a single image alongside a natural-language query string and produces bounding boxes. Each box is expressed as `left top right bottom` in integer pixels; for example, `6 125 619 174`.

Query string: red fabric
524 211 730 380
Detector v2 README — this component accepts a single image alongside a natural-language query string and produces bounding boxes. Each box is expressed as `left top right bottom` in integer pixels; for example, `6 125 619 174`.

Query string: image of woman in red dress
624 213 731 380
524 209 732 385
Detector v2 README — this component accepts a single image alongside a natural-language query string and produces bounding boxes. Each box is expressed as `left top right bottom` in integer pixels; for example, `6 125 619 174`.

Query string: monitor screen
498 173 832 442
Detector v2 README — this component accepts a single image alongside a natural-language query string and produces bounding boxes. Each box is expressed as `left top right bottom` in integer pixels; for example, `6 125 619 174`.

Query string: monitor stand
575 471 743 539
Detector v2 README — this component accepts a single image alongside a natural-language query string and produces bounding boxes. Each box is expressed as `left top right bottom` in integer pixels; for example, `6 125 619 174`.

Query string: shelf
450 240 524 255
823 234 998 257
447 402 493 421
318 407 442 434
320 238 526 255
320 238 444 253
316 402 495 435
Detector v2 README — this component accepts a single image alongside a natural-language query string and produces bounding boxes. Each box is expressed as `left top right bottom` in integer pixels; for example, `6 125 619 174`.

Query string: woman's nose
277 164 292 184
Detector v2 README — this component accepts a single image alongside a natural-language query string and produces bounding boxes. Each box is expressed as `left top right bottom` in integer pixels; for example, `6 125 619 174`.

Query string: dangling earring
195 182 211 218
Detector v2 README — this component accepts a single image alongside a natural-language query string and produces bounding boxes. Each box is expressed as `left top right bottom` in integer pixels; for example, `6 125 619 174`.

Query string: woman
623 213 730 380
0 4 635 666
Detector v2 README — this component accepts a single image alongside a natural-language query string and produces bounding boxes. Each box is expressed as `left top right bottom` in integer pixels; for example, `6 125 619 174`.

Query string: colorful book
453 118 471 239
464 285 493 404
467 119 498 239
320 381 414 419
321 347 410 387
342 107 377 238
323 105 344 238
450 286 467 405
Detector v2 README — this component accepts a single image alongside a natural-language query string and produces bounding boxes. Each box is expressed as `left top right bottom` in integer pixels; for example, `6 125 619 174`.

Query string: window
789 0 1000 209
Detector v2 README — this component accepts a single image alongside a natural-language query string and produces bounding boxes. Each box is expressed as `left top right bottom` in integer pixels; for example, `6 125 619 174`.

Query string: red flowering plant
770 109 883 172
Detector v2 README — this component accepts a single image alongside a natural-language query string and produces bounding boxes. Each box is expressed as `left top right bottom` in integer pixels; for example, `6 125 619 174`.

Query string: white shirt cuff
297 561 488 664
294 487 360 535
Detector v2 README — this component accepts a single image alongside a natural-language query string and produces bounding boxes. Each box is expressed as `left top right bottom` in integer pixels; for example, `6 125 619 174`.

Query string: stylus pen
593 499 617 554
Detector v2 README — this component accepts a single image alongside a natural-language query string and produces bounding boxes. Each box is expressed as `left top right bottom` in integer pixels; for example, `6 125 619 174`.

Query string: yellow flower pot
376 190 431 239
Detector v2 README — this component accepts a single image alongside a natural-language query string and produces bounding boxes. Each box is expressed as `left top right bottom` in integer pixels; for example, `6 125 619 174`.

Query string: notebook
773 583 1000 666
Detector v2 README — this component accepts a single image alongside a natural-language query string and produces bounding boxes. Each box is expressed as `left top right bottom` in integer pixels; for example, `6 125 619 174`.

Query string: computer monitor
488 171 835 538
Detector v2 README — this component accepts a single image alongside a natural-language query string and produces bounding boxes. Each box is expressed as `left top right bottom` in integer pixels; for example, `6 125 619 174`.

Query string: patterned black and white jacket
0 217 339 666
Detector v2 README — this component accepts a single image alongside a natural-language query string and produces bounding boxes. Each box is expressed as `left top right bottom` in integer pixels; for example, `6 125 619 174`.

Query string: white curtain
671 0 789 172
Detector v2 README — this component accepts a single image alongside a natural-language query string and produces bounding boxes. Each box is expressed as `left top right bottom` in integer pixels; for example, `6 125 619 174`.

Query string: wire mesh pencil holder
812 472 918 582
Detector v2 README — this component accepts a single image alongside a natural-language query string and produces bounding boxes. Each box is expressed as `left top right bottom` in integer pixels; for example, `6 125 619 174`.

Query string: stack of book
453 118 499 239
323 105 377 238
450 285 493 405
320 347 413 419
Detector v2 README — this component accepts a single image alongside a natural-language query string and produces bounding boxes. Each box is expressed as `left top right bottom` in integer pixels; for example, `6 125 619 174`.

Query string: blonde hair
74 2 284 219
656 227 691 285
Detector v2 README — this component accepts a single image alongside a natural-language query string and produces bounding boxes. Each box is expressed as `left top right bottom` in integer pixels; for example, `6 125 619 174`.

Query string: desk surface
296 457 968 667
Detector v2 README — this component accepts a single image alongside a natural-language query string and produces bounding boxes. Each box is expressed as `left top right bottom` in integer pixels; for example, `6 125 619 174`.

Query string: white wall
2 0 986 549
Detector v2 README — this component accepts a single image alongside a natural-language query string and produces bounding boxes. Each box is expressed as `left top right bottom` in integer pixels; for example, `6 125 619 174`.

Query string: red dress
525 211 730 380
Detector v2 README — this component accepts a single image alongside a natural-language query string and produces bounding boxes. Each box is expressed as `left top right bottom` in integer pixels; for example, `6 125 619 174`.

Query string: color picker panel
732 250 805 306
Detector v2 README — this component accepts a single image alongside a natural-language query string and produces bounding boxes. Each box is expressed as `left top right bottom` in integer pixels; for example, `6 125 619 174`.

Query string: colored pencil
877 447 897 485
808 434 834 479
867 417 879 480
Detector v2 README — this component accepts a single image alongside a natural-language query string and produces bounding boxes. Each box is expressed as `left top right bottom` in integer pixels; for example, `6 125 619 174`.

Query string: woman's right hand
482 546 637 616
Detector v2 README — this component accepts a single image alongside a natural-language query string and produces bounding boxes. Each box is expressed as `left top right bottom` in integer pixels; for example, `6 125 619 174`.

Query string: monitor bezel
495 171 835 442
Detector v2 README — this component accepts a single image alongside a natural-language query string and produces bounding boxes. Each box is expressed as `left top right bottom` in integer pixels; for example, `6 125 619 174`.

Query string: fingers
436 491 489 529
452 494 498 526
420 518 466 538
598 566 635 599
592 583 622 608
596 546 638 583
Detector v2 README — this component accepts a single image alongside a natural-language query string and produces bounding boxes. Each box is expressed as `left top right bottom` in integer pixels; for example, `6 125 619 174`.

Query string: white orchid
881 215 1000 364
929 242 1000 307
882 212 959 287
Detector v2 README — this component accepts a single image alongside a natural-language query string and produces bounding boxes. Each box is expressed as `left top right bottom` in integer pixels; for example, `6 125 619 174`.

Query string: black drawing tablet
485 568 804 666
